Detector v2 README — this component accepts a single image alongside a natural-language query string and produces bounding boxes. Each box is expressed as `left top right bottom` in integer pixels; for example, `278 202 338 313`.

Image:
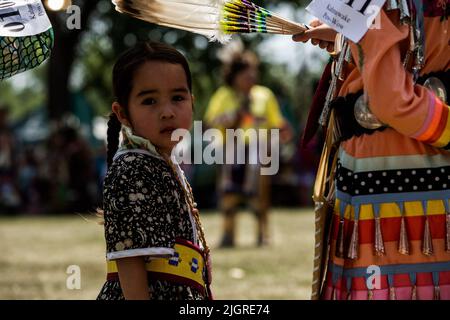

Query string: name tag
0 0 52 37
306 0 387 43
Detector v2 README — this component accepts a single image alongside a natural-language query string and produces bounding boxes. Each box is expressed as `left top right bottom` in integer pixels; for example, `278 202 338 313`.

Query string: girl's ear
191 94 195 111
112 102 131 127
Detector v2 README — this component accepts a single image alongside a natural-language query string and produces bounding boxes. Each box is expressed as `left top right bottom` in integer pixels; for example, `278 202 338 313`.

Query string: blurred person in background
17 148 40 214
0 106 20 214
205 46 293 247
59 126 97 213
39 126 96 214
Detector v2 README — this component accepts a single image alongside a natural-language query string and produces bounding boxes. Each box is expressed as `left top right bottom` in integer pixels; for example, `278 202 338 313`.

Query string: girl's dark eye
173 95 185 102
142 98 156 105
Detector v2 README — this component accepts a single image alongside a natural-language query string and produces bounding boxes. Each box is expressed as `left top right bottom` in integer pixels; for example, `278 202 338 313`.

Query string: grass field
0 208 315 300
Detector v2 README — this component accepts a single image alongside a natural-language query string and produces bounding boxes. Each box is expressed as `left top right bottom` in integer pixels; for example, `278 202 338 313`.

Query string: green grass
0 208 315 300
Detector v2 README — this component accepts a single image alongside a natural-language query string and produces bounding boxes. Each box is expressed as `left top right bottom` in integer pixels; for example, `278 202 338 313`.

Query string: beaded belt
106 238 208 296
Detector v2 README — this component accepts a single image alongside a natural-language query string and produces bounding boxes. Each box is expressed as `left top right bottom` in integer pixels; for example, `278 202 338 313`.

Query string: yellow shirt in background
204 85 285 144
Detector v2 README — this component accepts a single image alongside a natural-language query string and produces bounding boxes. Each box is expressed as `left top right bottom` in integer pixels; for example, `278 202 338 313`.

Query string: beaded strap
159 152 213 298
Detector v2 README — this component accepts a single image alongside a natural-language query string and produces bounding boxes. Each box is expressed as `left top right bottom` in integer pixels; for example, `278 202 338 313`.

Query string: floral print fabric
97 151 205 300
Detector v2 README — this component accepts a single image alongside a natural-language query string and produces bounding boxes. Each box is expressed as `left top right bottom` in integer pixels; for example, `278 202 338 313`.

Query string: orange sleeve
350 9 450 149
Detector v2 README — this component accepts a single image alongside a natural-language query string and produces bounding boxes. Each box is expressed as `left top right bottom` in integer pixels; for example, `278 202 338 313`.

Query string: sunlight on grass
0 208 314 300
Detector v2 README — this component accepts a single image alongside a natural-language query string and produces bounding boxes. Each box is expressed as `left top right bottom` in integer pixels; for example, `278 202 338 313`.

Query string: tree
45 0 318 123
46 0 98 121
77 0 317 119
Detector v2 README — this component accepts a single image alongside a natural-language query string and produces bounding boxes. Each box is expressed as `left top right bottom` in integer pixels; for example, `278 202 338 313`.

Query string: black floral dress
97 150 206 300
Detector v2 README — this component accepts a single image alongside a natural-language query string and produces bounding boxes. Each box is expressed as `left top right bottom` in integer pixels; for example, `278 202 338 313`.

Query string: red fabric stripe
331 214 447 243
107 272 119 281
325 271 450 290
353 275 388 290
106 271 206 296
416 272 434 286
394 273 413 287
147 271 206 295
439 271 450 285
175 237 203 255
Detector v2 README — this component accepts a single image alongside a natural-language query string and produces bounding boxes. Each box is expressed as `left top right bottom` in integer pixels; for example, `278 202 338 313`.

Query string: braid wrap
107 112 122 168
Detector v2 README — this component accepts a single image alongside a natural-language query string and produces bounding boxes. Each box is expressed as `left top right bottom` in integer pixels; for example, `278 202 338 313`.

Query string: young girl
97 41 212 300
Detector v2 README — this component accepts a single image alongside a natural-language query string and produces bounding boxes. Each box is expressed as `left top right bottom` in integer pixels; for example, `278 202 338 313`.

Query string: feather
112 0 308 43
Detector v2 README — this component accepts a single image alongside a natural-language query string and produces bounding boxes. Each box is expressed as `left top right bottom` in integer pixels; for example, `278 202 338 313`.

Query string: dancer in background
205 47 292 247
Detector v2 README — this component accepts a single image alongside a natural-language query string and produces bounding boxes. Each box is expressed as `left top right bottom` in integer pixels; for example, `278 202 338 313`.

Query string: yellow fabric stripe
107 243 205 287
107 260 118 273
433 103 450 148
335 198 448 220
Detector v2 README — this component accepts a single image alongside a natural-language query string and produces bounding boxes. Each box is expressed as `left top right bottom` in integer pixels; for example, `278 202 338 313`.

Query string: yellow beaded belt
106 238 207 296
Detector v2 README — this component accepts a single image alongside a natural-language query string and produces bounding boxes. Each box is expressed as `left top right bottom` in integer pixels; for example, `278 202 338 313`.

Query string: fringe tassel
398 215 410 255
335 218 345 258
422 217 434 256
374 217 385 256
411 285 417 300
389 286 396 300
331 286 338 300
347 220 359 259
346 277 352 300
434 285 441 300
446 213 450 252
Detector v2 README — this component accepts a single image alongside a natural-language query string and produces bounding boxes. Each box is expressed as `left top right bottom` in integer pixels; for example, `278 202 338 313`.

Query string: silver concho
354 95 386 130
423 77 447 103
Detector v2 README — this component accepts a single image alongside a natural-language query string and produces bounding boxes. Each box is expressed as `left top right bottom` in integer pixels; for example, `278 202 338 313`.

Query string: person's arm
294 10 450 149
116 256 151 300
292 19 337 53
349 9 450 149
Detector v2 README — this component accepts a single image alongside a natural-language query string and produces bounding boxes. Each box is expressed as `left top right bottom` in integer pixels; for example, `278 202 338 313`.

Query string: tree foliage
2 0 324 128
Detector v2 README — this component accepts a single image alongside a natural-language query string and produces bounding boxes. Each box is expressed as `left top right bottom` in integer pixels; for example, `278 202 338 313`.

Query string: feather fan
112 0 308 43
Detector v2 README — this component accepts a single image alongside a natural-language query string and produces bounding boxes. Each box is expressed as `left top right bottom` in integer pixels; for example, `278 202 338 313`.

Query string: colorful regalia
312 0 450 300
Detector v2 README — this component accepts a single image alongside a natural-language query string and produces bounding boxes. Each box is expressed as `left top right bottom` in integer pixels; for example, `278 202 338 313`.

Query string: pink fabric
417 286 434 300
440 285 450 300
411 92 438 138
323 286 332 300
395 287 412 300
322 284 450 300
